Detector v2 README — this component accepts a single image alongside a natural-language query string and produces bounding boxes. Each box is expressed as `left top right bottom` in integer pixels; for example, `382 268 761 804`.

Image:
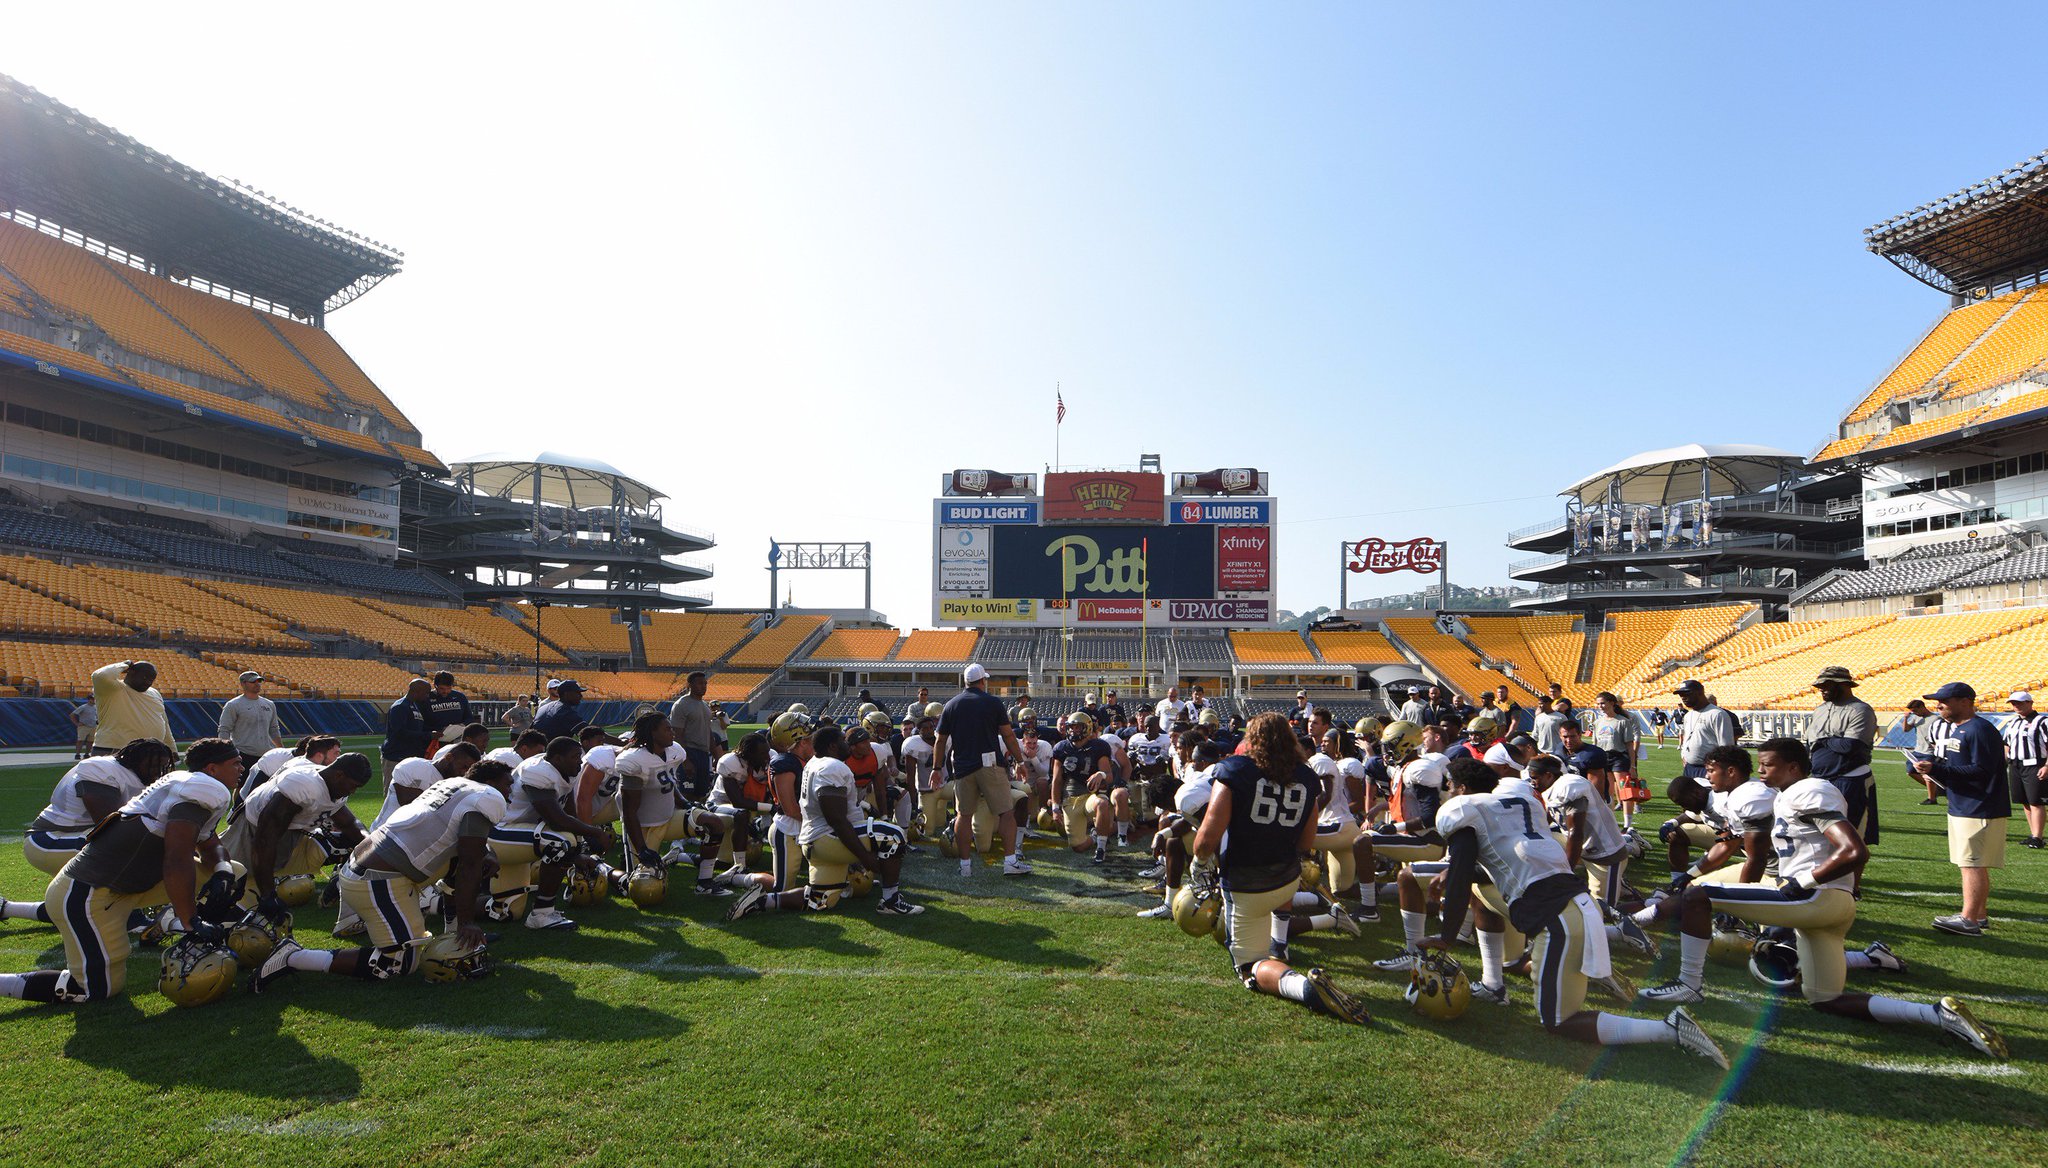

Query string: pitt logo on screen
1068 478 1135 512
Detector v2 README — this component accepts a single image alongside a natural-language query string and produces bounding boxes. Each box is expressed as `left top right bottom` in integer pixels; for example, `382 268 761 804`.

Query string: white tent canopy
448 451 663 511
1558 443 1805 507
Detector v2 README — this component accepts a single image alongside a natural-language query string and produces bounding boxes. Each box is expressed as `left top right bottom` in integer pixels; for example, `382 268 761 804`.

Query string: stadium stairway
1576 621 1601 685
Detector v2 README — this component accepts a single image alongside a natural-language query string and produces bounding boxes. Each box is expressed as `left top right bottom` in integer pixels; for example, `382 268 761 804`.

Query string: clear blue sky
12 3 2048 622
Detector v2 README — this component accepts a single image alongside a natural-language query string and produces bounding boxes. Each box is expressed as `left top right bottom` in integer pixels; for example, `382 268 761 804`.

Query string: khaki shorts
1948 816 2007 869
952 766 1014 819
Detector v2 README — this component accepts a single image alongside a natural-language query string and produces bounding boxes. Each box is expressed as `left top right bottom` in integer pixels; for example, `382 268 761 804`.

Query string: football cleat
1003 857 1034 877
1136 904 1173 920
1348 903 1381 925
1935 997 2008 1059
1470 980 1510 1006
1591 970 1637 1002
876 894 925 916
1638 978 1702 1005
331 916 367 938
524 906 578 930
1615 916 1661 960
694 880 735 898
714 863 751 888
250 937 304 994
1667 1007 1730 1070
1137 862 1166 880
723 883 767 923
1302 967 1372 1024
1931 915 1986 937
1372 950 1421 973
1329 909 1362 939
1861 940 1907 973
661 842 695 868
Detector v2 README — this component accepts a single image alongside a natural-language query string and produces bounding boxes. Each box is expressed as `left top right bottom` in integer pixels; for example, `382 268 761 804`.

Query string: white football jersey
120 770 234 840
1544 773 1627 861
1712 780 1776 837
900 735 939 790
375 756 443 828
39 757 149 830
243 763 344 834
613 743 683 828
869 740 896 780
1494 775 1538 802
504 756 573 828
1015 738 1054 784
799 755 864 845
1310 753 1367 827
1128 732 1174 769
239 746 300 800
366 777 507 881
1174 765 1215 818
486 746 525 769
1772 777 1854 893
1435 792 1576 907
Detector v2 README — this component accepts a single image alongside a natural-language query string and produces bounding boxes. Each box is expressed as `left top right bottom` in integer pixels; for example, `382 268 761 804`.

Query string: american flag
1056 391 1066 425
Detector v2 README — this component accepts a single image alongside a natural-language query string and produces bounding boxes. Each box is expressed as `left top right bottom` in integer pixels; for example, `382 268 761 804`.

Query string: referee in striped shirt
2000 690 2047 849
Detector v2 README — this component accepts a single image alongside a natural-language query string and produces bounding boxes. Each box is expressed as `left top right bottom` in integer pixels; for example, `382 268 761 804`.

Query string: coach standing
380 678 433 782
669 671 728 787
1914 682 2009 938
1673 679 1738 780
90 659 172 753
1998 690 2047 850
217 670 282 769
422 670 472 743
534 678 589 739
934 664 1032 879
1806 666 1879 849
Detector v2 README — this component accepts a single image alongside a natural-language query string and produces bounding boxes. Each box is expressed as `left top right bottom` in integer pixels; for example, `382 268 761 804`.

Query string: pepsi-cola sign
1346 537 1444 575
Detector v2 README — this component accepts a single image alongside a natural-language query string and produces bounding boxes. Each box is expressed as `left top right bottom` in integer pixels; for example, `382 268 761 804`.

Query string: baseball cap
963 663 989 684
238 671 263 683
545 678 561 691
1812 665 1856 688
1570 748 1610 774
1924 682 1975 701
555 678 582 693
1673 679 1706 696
2011 691 2035 704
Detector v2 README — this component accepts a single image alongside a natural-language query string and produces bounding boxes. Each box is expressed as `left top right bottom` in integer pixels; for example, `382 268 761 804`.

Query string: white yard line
1858 1061 2022 1078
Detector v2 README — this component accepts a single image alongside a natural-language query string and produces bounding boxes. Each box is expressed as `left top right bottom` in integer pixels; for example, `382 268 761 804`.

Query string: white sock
0 900 45 922
1478 929 1506 989
959 859 973 877
1605 924 1627 944
1008 851 1023 864
287 948 335 973
1679 932 1709 988
1844 950 1877 971
1162 887 1176 908
1271 912 1292 949
1630 904 1659 927
1291 890 1321 910
0 973 23 997
698 857 716 881
1595 1012 1677 1046
882 885 899 900
1457 916 1475 943
1669 869 1685 883
1308 913 1337 931
1275 970 1312 1003
1401 910 1426 950
1360 879 1378 908
1866 994 1941 1026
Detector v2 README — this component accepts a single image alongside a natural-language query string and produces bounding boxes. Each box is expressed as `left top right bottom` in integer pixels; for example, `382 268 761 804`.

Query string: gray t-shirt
217 694 281 755
73 702 98 729
1679 704 1740 765
668 693 719 755
1531 712 1567 754
1807 699 1878 777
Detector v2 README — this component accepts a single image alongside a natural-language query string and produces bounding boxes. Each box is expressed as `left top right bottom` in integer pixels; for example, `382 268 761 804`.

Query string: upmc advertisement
931 480 1276 626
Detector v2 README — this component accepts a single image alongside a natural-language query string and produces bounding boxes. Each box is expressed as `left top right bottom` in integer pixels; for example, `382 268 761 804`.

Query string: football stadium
1 45 2045 1168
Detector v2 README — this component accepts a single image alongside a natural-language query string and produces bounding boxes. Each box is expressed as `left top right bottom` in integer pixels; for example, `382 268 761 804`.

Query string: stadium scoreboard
931 468 1276 627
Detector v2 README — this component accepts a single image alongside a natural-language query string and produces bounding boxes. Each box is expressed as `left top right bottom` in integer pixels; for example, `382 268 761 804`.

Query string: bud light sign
1347 537 1444 575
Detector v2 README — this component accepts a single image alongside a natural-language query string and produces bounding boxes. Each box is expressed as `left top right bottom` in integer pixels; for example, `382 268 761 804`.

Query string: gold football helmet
1034 806 1057 832
226 910 290 967
1171 884 1223 940
626 865 669 908
1405 949 1471 1020
1298 856 1324 894
769 711 812 752
419 932 493 983
857 702 880 720
159 935 238 1007
564 866 609 908
845 866 874 898
1709 927 1757 965
275 872 318 908
1380 719 1425 760
787 702 810 717
1353 715 1386 741
1063 711 1094 734
1196 708 1221 728
862 710 892 736
1465 713 1504 742
924 701 945 720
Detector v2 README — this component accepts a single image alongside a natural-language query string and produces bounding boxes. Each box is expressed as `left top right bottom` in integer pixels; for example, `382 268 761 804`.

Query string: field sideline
0 742 2040 1167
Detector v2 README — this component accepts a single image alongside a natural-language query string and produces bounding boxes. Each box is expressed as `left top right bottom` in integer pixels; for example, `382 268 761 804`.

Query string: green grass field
0 742 2041 1167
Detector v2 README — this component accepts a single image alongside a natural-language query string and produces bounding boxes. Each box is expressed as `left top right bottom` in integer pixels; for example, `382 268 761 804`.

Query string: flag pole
1061 541 1071 695
1054 381 1061 472
1140 536 1149 696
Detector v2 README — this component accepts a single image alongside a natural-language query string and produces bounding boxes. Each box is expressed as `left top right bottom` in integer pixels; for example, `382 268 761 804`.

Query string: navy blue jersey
936 688 1011 776
1213 755 1314 893
1053 738 1115 796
